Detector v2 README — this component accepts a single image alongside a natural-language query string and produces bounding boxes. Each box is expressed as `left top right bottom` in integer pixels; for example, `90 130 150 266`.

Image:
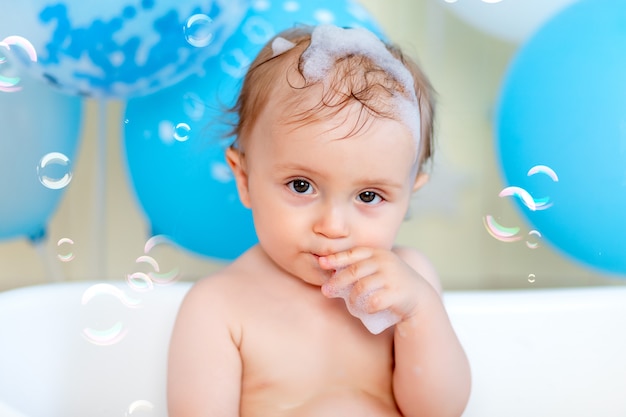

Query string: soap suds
271 36 296 58
300 25 421 144
327 276 400 335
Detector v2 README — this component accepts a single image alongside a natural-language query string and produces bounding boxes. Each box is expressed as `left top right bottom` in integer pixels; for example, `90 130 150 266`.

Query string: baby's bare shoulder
185 265 254 305
183 249 273 312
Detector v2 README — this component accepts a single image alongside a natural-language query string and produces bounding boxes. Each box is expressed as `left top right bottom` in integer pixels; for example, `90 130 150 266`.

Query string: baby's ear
412 172 429 192
225 146 251 208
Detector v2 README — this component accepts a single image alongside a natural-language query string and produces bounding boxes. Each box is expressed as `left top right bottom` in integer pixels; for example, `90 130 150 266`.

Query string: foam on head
230 24 435 170
271 37 296 58
299 25 421 147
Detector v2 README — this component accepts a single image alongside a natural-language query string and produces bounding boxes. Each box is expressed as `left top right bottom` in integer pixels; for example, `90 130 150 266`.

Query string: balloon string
95 99 107 280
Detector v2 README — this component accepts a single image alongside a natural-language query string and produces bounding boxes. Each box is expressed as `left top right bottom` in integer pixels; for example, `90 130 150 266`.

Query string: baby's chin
297 268 333 288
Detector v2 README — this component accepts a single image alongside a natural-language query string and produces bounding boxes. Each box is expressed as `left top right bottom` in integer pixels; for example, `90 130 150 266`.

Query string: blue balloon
496 0 626 276
123 0 384 260
0 0 249 98
0 72 82 241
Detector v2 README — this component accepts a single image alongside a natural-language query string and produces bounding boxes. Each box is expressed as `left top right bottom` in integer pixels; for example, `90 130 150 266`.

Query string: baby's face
239 94 421 286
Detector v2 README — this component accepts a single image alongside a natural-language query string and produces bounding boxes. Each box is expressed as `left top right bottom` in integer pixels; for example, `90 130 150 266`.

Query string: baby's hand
318 247 425 333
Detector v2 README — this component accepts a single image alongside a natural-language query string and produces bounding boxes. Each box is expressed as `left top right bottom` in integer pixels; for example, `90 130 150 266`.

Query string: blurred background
1 0 625 292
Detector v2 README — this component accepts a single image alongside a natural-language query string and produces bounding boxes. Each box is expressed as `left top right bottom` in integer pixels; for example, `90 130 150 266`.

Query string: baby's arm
167 278 242 417
319 247 471 417
392 248 471 417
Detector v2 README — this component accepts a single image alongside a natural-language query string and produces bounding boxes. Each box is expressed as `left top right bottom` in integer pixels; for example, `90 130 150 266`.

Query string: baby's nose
313 202 350 239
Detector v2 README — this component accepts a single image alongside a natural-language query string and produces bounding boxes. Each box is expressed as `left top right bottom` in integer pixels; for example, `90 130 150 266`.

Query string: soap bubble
483 214 522 243
82 321 128 346
37 152 72 190
498 186 536 211
56 237 75 262
0 35 37 92
81 283 142 309
131 235 181 287
526 230 542 249
126 272 154 292
144 234 172 253
184 14 214 48
527 164 559 182
173 122 191 142
126 400 155 417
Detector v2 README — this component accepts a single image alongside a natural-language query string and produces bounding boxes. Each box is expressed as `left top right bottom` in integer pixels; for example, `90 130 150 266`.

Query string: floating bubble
483 214 522 243
533 196 553 211
37 152 72 189
184 14 214 48
82 321 128 346
126 400 155 417
173 122 191 142
0 71 21 92
526 230 542 249
136 255 160 272
0 36 37 62
0 36 37 92
149 267 181 286
137 235 181 286
498 186 536 211
127 272 154 292
144 234 172 253
527 164 559 182
82 283 142 309
526 165 559 210
528 273 536 283
57 237 75 262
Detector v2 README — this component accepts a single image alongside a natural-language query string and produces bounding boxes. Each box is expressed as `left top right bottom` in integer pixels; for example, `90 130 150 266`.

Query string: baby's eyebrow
274 163 326 178
356 178 404 191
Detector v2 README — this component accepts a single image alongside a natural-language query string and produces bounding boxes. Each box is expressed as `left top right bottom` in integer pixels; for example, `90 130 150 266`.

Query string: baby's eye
288 179 313 194
358 191 382 204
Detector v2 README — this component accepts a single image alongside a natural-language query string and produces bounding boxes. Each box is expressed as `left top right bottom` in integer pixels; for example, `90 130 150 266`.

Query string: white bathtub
0 281 624 417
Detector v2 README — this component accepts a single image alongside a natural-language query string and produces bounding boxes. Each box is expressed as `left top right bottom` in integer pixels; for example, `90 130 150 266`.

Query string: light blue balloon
123 0 384 260
0 0 249 98
0 74 82 241
496 0 626 276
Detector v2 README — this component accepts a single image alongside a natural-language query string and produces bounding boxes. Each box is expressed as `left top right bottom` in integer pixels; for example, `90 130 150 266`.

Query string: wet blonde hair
229 25 436 173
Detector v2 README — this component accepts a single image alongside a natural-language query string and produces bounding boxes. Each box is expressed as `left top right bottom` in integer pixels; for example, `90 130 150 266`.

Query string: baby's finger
318 247 374 271
321 257 379 298
348 274 388 312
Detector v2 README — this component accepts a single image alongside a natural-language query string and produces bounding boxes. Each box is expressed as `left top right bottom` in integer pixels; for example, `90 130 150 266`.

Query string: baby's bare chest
235 289 396 412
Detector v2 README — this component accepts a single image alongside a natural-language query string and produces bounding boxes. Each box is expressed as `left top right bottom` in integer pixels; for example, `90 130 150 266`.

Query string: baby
168 24 471 416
